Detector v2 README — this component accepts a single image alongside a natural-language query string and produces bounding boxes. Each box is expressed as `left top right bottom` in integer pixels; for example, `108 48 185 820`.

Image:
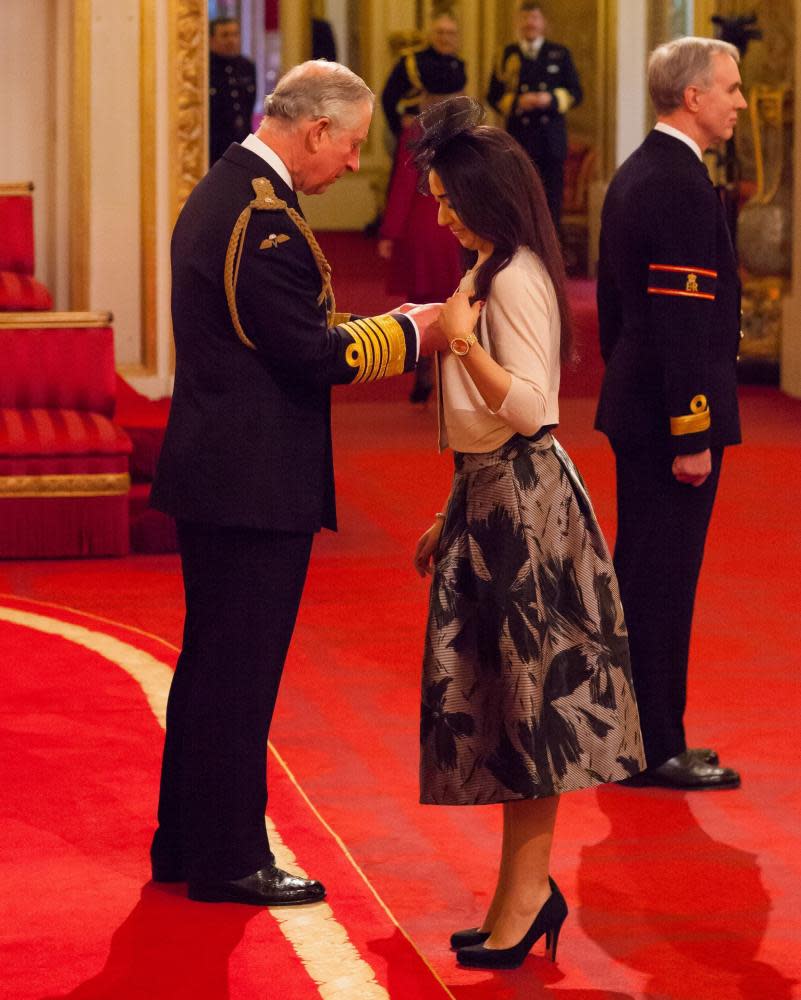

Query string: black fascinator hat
408 95 485 180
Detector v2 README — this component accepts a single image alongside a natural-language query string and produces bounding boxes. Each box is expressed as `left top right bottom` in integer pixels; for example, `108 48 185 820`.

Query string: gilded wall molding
168 0 207 223
140 0 158 372
70 0 92 311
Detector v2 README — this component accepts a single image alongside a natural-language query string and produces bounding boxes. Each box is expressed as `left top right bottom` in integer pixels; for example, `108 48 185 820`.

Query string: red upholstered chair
0 312 132 558
561 142 598 277
0 182 53 311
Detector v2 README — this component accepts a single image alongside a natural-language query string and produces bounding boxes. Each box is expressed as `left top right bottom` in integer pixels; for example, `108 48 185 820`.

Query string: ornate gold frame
139 0 158 373
70 0 91 312
168 0 208 224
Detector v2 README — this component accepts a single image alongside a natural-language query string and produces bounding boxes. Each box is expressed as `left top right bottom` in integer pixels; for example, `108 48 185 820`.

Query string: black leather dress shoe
151 860 186 883
620 750 740 790
688 747 719 766
188 865 326 905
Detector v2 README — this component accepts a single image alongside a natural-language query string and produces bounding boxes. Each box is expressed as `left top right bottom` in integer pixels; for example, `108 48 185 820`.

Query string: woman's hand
413 519 444 577
438 289 484 342
378 238 393 260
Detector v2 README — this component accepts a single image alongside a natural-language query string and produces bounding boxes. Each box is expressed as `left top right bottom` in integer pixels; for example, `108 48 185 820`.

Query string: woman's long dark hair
409 97 573 364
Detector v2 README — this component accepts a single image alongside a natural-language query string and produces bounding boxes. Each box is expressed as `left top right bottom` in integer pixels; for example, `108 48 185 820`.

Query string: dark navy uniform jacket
381 45 467 137
595 129 742 455
487 40 582 161
209 53 257 164
151 144 417 533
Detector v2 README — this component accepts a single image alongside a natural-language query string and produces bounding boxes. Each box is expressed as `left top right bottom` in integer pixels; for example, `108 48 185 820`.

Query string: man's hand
407 303 448 356
518 92 551 112
672 449 712 487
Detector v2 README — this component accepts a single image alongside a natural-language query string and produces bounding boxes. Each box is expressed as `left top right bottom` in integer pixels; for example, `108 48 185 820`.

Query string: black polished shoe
688 747 719 766
456 878 568 970
450 927 490 950
151 859 186 883
621 750 740 790
188 865 326 906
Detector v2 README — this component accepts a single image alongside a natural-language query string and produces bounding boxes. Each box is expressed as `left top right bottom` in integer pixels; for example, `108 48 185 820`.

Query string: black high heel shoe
450 927 490 950
456 878 568 970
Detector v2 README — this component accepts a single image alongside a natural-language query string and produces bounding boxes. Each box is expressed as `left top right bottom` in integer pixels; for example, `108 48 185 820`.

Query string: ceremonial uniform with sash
381 44 467 137
487 39 581 224
595 126 741 771
150 138 418 882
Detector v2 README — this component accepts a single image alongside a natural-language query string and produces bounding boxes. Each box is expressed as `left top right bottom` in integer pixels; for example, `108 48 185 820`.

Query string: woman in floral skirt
411 98 645 971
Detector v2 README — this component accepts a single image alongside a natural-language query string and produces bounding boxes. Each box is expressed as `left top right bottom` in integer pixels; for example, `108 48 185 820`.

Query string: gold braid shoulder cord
224 177 337 350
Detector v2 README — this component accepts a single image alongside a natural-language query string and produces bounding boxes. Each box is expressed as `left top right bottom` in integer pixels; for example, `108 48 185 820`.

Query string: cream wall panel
88 0 142 367
615 0 648 166
0 0 57 297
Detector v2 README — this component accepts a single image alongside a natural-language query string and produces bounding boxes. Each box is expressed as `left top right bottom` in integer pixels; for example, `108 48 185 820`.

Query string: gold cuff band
670 396 710 436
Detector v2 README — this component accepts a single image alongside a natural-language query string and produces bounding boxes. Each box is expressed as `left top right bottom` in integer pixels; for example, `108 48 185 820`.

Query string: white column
87 0 142 368
615 0 648 167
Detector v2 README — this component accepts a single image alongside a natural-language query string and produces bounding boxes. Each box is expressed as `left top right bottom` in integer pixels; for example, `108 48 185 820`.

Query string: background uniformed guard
209 17 257 165
487 1 582 226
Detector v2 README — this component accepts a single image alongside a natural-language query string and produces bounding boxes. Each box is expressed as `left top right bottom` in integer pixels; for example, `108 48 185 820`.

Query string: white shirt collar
520 36 544 58
240 133 294 190
654 122 703 162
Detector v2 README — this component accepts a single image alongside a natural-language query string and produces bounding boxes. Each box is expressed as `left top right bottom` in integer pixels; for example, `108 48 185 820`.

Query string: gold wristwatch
449 332 477 356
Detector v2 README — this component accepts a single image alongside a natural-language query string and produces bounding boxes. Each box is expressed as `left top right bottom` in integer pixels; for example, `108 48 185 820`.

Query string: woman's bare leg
483 796 559 949
478 801 514 931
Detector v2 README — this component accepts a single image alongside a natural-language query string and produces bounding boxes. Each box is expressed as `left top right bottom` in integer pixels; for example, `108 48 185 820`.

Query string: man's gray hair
648 36 740 115
263 60 374 129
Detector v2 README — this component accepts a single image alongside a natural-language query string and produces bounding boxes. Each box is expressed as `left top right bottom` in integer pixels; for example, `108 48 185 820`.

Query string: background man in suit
150 60 444 905
487 1 582 226
596 37 747 790
209 17 257 165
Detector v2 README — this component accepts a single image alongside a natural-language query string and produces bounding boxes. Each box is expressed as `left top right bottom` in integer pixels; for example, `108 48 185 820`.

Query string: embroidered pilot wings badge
260 233 290 250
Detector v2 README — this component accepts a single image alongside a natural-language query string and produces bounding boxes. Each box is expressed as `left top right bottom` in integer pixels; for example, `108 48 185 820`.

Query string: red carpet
1 388 800 999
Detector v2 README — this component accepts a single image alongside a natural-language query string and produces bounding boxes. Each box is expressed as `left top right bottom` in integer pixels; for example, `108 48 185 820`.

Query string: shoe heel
545 917 564 962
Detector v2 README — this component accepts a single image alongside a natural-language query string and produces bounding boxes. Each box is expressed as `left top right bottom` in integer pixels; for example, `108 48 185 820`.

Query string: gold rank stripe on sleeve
670 394 711 436
341 314 408 383
647 263 717 301
553 87 574 114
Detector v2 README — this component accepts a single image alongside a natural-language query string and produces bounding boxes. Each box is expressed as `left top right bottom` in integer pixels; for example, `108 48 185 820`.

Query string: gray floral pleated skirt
420 431 645 805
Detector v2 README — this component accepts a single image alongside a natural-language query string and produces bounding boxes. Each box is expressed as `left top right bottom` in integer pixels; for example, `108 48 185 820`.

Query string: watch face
450 337 470 356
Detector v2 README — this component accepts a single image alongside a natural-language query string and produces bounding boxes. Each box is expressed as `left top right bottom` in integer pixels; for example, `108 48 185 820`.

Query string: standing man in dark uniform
487 1 581 226
380 10 466 139
380 9 466 404
150 60 444 905
596 37 747 790
209 17 257 165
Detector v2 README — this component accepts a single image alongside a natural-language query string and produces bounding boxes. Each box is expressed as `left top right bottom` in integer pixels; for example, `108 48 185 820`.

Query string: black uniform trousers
612 446 724 770
151 519 313 880
509 129 565 227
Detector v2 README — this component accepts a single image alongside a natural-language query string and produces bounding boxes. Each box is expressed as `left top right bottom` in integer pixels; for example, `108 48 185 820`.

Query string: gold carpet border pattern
0 603 402 1000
